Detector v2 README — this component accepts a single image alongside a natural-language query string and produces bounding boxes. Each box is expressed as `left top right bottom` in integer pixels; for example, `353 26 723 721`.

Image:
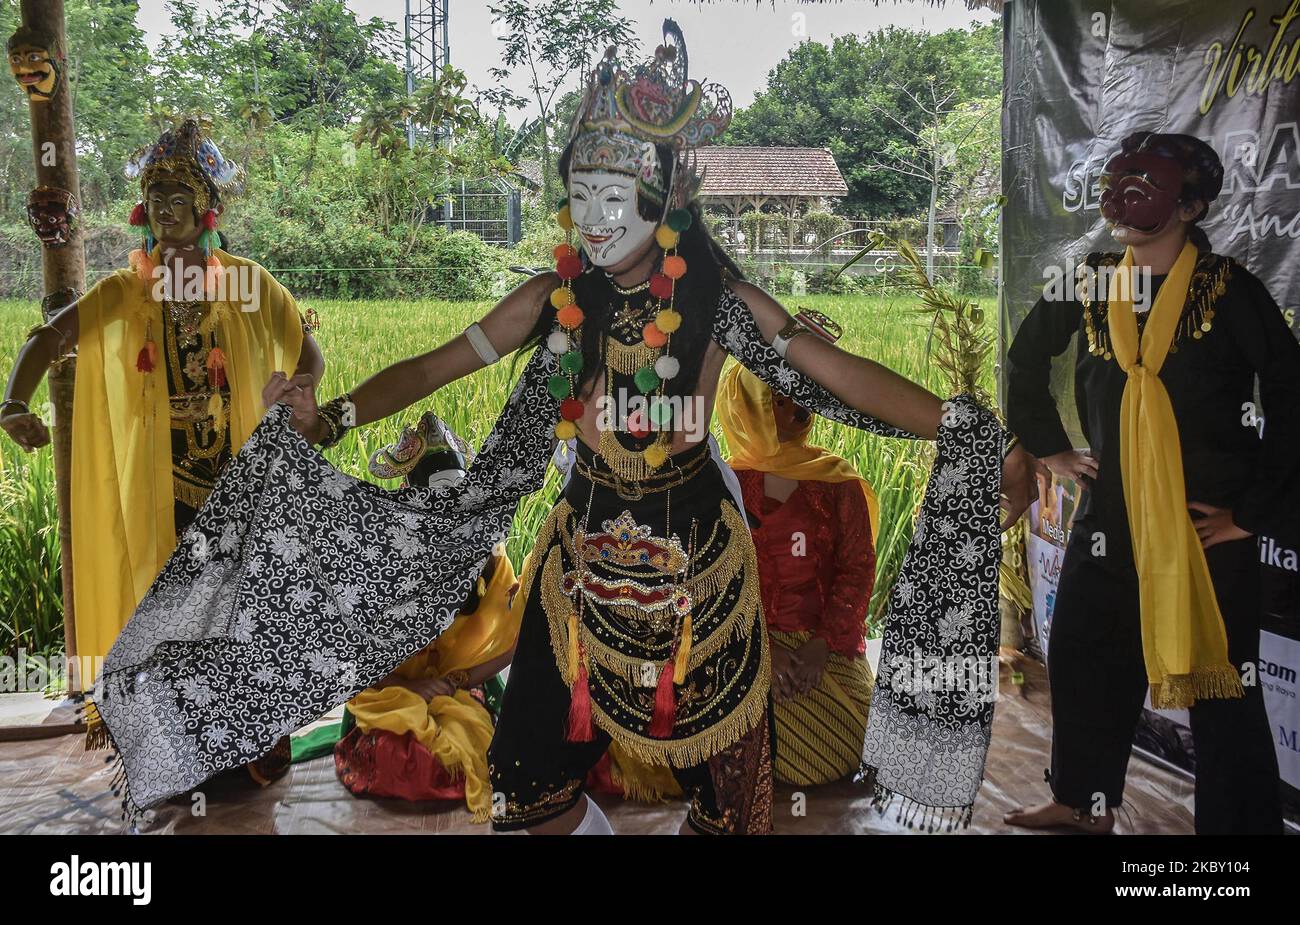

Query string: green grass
0 290 994 657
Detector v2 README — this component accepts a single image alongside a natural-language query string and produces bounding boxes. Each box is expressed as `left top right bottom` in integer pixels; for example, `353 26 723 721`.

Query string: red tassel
128 202 147 226
566 660 594 742
647 659 677 738
202 209 219 231
206 347 227 389
136 341 157 373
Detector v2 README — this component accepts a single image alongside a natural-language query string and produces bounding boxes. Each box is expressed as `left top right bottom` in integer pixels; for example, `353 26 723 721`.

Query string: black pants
1047 528 1281 833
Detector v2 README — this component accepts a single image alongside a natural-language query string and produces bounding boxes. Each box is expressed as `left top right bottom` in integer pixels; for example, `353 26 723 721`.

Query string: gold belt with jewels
574 445 710 500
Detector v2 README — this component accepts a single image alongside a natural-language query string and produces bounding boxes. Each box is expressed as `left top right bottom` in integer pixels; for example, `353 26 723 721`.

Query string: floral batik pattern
97 346 561 813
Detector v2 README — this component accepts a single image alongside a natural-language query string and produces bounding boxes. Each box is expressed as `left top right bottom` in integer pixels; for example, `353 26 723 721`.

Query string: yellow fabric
770 630 873 787
1107 242 1242 708
71 249 304 683
346 550 521 821
716 361 879 539
605 740 683 802
348 688 497 822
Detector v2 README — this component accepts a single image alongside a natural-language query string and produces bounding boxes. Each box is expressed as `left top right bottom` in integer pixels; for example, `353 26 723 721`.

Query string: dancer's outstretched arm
268 272 557 442
732 280 944 439
723 281 1036 527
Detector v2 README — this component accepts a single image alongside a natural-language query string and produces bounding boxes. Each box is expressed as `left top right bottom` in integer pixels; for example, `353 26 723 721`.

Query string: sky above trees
131 0 995 116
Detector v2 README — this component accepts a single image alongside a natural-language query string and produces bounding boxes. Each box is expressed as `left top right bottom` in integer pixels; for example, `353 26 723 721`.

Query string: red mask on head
1099 151 1184 233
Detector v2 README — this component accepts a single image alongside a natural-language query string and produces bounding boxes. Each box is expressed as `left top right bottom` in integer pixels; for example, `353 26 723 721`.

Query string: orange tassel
129 247 155 283
566 657 594 742
204 254 222 295
206 347 227 389
647 659 677 738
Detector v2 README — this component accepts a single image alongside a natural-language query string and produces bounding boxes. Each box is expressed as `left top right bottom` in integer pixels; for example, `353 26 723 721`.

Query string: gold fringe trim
589 624 769 770
1149 664 1244 710
604 337 661 375
597 426 670 482
173 475 215 511
83 699 110 751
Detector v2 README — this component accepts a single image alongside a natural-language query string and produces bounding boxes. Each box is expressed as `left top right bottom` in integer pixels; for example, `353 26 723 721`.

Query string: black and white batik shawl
98 284 1005 824
712 287 1006 829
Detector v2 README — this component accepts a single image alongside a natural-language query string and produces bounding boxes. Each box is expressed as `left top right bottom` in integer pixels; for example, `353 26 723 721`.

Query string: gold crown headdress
125 118 245 215
568 19 731 213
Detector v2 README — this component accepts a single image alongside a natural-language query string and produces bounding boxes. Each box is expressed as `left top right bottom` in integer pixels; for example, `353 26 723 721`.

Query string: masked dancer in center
95 20 1034 834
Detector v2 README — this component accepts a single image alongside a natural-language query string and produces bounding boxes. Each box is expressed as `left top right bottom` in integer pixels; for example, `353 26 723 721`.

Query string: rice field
0 290 994 659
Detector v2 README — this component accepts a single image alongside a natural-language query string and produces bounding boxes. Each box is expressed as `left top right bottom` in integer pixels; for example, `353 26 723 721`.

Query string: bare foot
1004 800 1115 834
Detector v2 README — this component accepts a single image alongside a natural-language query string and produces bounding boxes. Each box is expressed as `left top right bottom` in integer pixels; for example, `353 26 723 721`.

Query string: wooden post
13 0 85 690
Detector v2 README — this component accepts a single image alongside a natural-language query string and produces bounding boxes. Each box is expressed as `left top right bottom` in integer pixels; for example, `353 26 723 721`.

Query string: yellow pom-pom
643 442 667 469
550 287 574 310
655 225 679 250
557 205 574 230
654 309 682 334
555 420 577 440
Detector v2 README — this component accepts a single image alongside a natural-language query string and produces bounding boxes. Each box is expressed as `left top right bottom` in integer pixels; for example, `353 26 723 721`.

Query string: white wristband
464 322 500 366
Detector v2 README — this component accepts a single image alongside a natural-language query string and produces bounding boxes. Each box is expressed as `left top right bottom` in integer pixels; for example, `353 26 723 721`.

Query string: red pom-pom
553 243 578 260
202 210 219 231
648 272 674 300
559 398 584 421
627 407 650 438
128 203 147 227
556 255 583 280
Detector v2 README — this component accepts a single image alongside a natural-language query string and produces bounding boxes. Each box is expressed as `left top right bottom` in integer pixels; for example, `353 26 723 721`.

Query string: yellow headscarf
716 361 879 539
72 250 304 685
1108 242 1242 708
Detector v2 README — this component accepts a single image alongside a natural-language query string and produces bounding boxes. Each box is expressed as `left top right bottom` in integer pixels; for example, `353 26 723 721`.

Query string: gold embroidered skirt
528 438 770 769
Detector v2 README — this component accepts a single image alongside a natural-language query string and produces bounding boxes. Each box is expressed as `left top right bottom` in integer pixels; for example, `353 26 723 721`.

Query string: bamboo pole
13 0 85 691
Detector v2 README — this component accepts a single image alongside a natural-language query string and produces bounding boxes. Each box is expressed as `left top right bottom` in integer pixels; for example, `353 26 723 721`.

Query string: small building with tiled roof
694 146 849 217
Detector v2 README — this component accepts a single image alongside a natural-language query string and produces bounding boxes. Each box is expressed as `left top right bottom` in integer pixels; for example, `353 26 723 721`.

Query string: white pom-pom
547 331 569 354
654 355 680 379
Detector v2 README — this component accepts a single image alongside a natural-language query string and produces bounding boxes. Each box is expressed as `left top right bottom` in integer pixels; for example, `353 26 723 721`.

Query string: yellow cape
71 250 304 683
716 361 879 539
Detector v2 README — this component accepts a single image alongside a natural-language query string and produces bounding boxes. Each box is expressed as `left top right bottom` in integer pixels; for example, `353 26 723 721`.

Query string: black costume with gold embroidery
488 299 773 834
1006 249 1299 833
160 299 232 530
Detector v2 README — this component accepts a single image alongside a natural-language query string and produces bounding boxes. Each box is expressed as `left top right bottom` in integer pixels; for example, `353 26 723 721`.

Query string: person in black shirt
1003 132 1296 834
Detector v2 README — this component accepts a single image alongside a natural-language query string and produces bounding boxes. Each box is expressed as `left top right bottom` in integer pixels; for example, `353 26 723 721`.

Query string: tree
863 77 995 276
483 0 638 208
727 24 1001 218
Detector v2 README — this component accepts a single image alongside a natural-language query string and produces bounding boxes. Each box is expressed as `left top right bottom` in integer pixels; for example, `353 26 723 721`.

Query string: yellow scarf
716 361 879 539
347 549 522 821
72 249 304 684
1107 241 1242 708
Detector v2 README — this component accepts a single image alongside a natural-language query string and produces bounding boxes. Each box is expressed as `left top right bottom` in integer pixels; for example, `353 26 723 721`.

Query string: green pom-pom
667 209 693 232
633 366 661 393
559 350 584 374
547 375 572 400
649 397 673 426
